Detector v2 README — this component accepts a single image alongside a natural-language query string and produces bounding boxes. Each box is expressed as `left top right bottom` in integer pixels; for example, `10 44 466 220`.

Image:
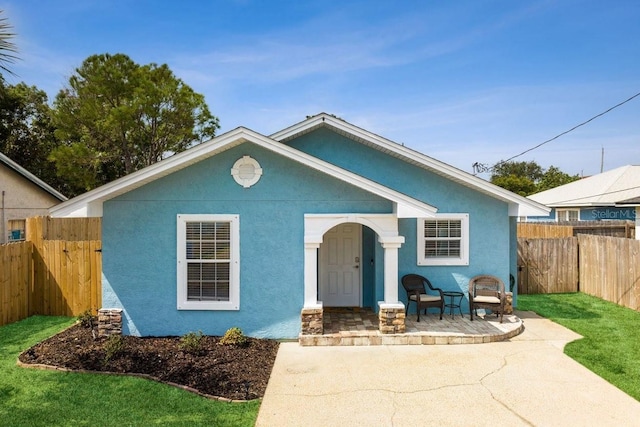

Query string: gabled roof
528 165 640 208
50 114 549 218
49 127 438 218
272 113 549 217
0 152 67 201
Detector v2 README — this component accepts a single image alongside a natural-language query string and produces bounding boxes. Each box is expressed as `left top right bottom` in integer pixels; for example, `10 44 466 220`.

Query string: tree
0 82 67 193
492 160 544 184
0 10 18 78
490 174 538 197
50 53 220 195
536 165 580 193
490 160 579 196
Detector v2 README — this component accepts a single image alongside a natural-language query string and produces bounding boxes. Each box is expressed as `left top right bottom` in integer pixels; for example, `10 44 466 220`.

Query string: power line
473 90 640 174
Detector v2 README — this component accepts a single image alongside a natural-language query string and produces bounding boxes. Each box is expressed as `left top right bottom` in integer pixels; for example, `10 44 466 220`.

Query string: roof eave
0 152 67 201
50 126 438 219
50 127 251 217
273 113 549 217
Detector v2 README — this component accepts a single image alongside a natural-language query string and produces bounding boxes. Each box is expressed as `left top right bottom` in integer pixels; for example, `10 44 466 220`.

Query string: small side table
442 291 464 318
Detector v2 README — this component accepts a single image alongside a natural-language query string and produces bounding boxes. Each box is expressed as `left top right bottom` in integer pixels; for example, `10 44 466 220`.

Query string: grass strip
518 292 640 401
0 316 259 427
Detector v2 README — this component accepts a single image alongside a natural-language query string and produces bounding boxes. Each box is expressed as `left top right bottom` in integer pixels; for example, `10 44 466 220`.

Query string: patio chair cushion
473 295 501 304
469 275 506 323
410 294 441 302
402 274 445 321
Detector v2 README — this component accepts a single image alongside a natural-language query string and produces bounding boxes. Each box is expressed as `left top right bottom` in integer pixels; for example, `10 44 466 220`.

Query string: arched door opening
302 214 406 336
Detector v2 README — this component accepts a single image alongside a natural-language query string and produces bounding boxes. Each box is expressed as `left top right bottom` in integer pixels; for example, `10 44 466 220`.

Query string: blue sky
3 0 639 178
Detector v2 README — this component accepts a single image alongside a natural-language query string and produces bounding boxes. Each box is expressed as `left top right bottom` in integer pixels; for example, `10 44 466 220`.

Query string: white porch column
304 242 322 308
636 207 640 240
380 237 405 304
305 213 407 308
378 236 406 334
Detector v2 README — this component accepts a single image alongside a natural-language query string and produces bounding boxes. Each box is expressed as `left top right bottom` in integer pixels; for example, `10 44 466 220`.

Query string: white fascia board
50 125 437 219
396 203 436 219
542 201 617 208
272 114 548 217
50 127 250 217
245 128 438 218
513 203 551 217
270 114 327 140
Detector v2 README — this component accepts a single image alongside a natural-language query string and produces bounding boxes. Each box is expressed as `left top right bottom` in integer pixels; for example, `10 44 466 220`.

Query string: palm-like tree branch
0 11 18 77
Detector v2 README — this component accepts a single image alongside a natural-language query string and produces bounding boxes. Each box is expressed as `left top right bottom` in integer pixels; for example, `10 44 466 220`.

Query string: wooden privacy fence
518 220 635 239
517 223 574 239
26 216 101 241
0 217 102 327
579 234 640 311
31 240 102 318
517 237 579 294
0 242 32 326
518 234 640 311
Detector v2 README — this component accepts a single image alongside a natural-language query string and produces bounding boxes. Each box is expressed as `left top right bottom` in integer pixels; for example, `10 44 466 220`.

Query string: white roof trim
272 113 549 217
529 165 640 208
50 127 437 219
0 152 67 201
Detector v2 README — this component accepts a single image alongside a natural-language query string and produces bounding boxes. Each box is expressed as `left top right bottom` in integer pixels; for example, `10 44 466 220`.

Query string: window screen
424 219 462 258
185 221 231 301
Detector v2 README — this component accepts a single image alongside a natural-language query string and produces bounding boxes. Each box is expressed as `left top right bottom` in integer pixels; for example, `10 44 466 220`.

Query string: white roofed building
527 165 640 239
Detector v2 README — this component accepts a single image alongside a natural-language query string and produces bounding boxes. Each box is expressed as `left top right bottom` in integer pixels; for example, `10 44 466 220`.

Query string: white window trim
177 214 240 310
556 209 579 222
417 214 469 266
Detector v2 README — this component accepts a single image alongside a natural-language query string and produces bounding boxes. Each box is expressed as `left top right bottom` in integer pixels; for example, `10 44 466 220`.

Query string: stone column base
301 308 323 335
98 308 123 337
505 292 513 314
379 305 406 334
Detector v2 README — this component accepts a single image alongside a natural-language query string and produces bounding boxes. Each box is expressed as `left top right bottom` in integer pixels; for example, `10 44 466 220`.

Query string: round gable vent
231 156 263 188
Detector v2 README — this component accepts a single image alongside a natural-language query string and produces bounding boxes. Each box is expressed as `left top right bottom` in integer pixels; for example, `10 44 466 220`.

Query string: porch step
299 314 524 346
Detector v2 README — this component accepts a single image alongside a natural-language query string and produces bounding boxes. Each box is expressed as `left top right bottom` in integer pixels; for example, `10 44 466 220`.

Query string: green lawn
0 316 260 427
518 292 640 401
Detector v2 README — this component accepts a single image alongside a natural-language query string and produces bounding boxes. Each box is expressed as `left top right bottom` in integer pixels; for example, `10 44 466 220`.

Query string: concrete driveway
256 311 640 426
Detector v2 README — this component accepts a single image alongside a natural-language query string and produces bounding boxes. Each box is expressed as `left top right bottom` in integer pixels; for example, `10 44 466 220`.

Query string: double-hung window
177 214 240 310
417 214 469 266
556 209 579 222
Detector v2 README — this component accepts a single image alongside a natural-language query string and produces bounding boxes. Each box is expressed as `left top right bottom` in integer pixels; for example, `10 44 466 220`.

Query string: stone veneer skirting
378 306 406 334
98 308 123 337
301 306 409 335
301 308 323 335
505 292 514 314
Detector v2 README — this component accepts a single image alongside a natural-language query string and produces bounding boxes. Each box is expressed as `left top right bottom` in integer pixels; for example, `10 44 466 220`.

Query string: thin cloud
170 8 493 85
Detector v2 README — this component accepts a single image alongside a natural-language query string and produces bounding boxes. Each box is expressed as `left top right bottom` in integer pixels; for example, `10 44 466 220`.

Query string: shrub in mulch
18 320 279 401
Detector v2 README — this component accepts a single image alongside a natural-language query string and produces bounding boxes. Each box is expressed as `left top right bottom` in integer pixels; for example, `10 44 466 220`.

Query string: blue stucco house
50 113 548 338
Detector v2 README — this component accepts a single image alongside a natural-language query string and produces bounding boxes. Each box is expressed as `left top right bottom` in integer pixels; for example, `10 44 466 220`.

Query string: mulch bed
18 321 280 401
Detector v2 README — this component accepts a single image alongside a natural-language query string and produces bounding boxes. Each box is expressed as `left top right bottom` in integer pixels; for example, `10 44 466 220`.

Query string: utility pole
600 147 604 173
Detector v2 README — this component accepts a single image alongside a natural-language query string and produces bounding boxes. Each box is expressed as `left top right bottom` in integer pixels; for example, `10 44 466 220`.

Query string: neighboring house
50 113 548 338
0 153 67 244
526 165 640 237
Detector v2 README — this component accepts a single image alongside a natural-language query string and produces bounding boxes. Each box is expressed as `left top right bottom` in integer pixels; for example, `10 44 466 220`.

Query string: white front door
319 223 361 307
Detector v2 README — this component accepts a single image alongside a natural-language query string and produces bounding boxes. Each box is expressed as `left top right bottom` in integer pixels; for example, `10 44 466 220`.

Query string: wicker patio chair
468 275 505 323
401 274 444 322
